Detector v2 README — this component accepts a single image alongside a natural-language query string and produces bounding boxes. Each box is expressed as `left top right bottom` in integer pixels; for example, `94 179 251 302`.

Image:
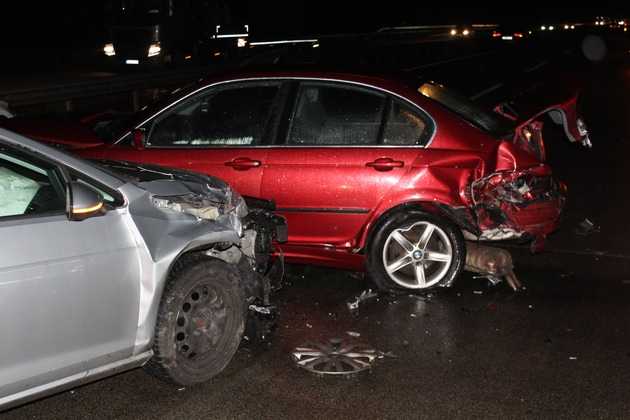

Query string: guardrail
0 67 210 114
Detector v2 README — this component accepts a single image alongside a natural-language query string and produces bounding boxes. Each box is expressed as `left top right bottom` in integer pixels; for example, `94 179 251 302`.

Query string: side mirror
132 128 146 150
67 181 106 221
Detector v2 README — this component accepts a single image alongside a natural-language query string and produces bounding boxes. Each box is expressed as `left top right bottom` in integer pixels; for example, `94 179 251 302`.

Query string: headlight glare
148 43 162 57
104 43 116 56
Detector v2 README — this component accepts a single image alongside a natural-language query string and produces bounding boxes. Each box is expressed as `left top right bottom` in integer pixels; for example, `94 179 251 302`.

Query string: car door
138 81 284 197
0 147 141 399
261 80 434 248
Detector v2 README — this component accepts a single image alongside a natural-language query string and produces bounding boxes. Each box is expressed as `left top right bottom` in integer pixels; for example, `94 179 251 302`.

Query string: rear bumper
472 170 566 250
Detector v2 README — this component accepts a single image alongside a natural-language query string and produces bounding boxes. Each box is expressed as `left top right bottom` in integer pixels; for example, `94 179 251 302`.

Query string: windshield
418 82 514 137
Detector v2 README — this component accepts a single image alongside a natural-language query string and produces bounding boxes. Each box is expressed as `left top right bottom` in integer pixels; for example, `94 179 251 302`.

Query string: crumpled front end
101 160 287 350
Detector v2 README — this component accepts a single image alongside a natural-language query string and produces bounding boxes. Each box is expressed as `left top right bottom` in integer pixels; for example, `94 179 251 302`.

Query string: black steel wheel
146 256 245 386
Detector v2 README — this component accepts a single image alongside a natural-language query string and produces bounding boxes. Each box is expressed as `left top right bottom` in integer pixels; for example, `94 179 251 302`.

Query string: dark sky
1 3 628 47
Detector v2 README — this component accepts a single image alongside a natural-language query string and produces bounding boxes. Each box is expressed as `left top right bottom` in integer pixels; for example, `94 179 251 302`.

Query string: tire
146 256 246 386
367 210 465 292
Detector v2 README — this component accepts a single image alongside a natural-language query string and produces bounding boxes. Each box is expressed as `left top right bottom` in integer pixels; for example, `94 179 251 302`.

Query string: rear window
419 82 514 137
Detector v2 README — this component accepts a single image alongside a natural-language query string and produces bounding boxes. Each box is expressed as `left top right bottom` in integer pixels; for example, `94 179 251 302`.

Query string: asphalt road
4 41 630 420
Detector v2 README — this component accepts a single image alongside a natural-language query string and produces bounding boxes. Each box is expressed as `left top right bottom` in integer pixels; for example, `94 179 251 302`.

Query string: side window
0 150 66 219
288 83 386 146
382 100 433 146
147 83 280 147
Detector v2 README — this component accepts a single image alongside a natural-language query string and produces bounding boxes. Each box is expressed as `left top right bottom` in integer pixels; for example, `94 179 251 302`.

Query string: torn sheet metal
292 338 378 376
470 162 566 250
465 242 522 291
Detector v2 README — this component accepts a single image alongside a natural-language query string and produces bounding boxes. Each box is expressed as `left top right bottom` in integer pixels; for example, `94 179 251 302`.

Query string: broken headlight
152 195 221 220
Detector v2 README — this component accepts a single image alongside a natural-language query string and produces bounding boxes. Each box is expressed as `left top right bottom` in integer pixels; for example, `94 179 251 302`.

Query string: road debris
346 288 379 312
292 338 379 377
465 242 522 291
574 218 600 236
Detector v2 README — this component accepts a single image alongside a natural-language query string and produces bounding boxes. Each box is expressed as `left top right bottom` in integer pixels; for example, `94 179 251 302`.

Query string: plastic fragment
575 218 600 236
346 289 378 312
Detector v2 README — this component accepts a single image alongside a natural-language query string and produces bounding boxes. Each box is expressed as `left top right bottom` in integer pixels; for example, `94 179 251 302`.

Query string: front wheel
146 257 246 386
367 211 465 292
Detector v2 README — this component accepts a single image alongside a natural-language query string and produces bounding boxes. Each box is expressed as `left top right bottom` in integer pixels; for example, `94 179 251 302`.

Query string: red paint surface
3 71 575 269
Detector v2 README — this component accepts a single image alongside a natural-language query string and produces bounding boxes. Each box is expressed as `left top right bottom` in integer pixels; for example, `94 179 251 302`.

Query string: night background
1 4 629 58
2 2 630 419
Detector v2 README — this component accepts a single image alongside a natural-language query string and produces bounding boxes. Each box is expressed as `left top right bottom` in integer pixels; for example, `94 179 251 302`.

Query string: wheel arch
359 200 476 252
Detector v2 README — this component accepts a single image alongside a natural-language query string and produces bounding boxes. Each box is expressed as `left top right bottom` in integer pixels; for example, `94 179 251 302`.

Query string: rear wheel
367 211 465 292
146 257 245 386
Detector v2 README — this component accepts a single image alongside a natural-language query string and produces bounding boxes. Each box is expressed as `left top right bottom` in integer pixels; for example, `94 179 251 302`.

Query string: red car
2 70 591 291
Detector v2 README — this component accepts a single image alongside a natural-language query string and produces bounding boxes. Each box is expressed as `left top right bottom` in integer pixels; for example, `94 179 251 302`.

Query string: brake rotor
291 338 378 377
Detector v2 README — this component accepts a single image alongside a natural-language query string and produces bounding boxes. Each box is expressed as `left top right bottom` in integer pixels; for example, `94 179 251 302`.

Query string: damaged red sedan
2 71 591 291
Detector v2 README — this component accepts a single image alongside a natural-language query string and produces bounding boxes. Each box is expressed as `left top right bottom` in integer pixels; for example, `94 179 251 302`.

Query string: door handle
225 157 262 170
366 158 404 171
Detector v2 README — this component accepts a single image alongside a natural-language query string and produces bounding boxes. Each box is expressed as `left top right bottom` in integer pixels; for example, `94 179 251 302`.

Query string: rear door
139 81 284 197
0 147 140 400
261 80 434 248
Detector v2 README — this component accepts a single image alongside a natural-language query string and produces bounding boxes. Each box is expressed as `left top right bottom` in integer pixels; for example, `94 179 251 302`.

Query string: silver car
0 128 286 411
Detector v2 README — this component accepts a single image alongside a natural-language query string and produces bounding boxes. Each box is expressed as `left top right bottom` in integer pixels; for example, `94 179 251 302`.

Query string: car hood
0 117 105 149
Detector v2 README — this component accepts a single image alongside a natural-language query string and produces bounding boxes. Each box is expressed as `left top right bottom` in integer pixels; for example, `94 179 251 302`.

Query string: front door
0 148 140 399
139 81 283 197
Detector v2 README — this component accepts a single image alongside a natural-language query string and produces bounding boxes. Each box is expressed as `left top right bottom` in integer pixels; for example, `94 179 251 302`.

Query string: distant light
312 43 320 48
450 29 458 36
571 25 575 29
148 43 161 57
103 43 115 56
625 27 628 32
502 36 514 41
620 21 626 25
237 37 247 48
549 26 555 31
462 29 470 36
514 32 524 38
564 24 569 29
213 51 222 57
249 39 319 46
541 26 547 31
184 55 192 60
213 33 249 39
492 31 502 38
